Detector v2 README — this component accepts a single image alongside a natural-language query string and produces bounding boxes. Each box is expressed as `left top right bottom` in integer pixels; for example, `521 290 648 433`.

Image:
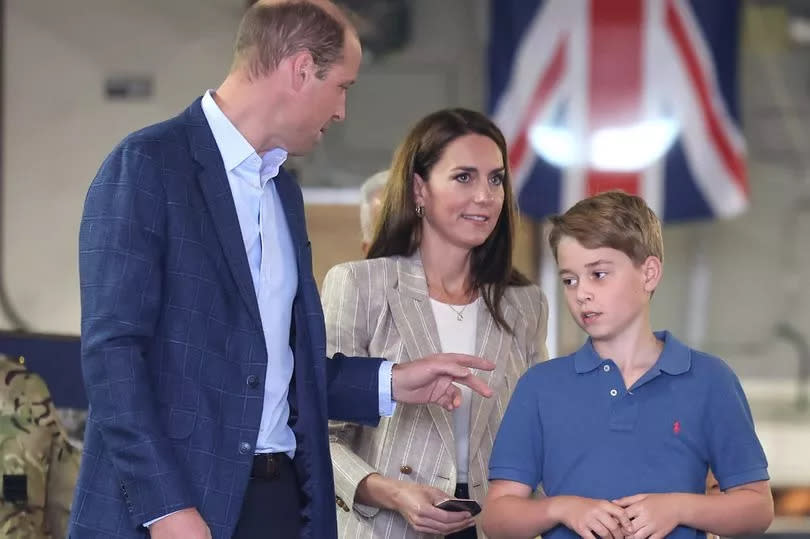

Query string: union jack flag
489 0 748 222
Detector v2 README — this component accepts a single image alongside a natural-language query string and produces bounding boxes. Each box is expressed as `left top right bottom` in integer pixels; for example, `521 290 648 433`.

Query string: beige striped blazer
321 254 548 539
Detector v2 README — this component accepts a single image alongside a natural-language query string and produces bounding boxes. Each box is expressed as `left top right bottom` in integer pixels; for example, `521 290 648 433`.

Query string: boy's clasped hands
555 493 681 539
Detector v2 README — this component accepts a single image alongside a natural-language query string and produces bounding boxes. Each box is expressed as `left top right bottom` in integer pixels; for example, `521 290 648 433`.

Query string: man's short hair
233 0 348 80
548 190 664 265
360 170 389 243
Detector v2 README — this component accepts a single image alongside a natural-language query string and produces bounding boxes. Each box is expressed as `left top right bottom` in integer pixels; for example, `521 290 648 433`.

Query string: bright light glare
591 120 679 171
528 119 680 172
528 125 577 168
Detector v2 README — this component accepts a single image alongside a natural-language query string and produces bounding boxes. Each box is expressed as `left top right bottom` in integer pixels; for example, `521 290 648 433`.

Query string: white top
430 297 479 484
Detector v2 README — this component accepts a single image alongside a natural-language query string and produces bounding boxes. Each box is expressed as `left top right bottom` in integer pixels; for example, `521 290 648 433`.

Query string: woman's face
413 133 506 252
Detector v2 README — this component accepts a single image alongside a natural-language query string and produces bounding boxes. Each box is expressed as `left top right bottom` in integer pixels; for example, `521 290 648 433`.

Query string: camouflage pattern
0 356 80 539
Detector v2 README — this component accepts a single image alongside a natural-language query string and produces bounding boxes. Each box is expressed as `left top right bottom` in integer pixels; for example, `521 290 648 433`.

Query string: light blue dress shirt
200 91 395 455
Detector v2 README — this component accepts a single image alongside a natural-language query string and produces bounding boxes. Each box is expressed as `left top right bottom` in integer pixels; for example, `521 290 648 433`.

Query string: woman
322 108 548 538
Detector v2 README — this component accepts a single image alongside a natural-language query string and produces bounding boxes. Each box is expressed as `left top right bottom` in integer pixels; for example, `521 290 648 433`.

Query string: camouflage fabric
0 356 80 539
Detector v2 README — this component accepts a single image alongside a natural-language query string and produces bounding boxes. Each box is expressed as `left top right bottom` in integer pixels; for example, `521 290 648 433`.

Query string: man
0 356 79 539
70 1 494 538
359 169 389 254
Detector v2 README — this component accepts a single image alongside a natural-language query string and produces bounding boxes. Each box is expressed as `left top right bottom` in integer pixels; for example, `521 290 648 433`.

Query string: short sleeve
488 372 544 489
705 364 769 490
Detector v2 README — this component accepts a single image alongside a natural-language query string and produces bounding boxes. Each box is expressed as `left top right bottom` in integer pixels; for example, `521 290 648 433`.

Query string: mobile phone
434 498 482 516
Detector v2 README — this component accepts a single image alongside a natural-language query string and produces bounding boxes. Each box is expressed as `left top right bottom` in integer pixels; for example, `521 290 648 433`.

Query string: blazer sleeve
322 263 383 518
528 286 550 366
79 143 193 524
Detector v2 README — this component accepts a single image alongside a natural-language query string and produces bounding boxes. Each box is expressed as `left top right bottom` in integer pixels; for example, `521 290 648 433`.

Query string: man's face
361 190 384 254
369 190 384 228
285 33 362 155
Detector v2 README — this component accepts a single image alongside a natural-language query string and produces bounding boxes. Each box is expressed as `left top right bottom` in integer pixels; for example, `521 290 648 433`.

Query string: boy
481 192 773 539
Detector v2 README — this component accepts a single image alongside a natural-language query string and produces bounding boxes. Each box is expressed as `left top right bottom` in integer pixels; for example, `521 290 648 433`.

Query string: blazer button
246 374 259 388
400 465 413 475
336 496 350 512
239 442 252 454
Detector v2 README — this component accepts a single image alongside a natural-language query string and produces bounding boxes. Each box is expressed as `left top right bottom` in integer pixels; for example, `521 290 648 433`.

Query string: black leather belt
251 452 291 480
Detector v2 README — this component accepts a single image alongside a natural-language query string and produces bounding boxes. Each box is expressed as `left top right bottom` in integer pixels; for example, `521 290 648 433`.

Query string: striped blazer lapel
386 255 456 459
468 293 517 461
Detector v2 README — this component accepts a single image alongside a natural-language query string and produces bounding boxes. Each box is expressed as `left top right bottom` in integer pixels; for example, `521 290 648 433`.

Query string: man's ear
642 256 663 293
288 51 315 91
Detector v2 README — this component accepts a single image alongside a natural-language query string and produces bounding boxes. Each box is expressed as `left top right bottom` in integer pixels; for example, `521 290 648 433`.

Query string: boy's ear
641 256 663 293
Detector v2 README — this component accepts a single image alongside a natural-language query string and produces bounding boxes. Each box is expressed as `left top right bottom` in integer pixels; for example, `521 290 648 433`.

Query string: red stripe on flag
587 172 641 196
665 0 748 195
586 0 645 196
508 35 568 172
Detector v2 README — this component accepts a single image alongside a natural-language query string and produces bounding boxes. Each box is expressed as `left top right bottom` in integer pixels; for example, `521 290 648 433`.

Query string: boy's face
556 236 661 341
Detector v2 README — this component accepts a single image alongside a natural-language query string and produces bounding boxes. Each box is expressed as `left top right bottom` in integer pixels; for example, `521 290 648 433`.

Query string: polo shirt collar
573 330 691 375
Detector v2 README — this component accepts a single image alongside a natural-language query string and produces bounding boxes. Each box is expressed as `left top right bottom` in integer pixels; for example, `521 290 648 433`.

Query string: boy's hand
551 495 631 539
614 493 681 539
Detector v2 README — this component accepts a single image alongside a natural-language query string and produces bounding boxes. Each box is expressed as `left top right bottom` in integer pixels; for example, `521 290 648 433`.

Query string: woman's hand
391 482 476 535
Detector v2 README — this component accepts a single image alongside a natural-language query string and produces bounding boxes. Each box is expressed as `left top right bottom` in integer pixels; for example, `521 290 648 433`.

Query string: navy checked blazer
70 97 382 539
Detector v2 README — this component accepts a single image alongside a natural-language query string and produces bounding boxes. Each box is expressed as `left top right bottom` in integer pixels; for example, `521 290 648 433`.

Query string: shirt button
239 442 252 454
400 465 413 475
246 374 259 388
610 389 618 397
603 364 610 372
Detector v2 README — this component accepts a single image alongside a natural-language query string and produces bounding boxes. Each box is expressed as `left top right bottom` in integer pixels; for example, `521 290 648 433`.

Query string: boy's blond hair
548 190 664 265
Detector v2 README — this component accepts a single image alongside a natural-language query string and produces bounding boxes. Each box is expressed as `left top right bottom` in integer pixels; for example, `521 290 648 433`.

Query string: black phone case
435 498 482 516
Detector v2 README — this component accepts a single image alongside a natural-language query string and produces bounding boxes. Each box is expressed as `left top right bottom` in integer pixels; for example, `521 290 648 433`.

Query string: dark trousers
445 483 477 539
233 453 302 539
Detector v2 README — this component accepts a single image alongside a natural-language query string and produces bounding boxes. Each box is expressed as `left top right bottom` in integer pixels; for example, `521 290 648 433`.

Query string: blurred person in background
0 355 79 538
360 169 389 254
322 108 548 538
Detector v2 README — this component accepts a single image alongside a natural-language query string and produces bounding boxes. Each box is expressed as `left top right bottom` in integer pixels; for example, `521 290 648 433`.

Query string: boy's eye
593 271 607 279
561 277 577 287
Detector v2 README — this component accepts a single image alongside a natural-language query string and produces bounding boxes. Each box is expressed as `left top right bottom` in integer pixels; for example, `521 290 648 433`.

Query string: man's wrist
144 510 181 528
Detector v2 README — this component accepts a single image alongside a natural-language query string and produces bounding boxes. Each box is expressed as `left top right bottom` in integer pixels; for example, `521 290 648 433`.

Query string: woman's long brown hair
366 108 530 334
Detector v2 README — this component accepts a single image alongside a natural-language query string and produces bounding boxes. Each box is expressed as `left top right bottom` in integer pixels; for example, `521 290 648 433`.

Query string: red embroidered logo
673 420 681 435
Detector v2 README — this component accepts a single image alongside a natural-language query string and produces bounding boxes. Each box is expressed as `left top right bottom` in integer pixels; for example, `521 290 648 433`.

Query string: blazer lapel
386 256 456 457
186 98 261 323
468 294 516 459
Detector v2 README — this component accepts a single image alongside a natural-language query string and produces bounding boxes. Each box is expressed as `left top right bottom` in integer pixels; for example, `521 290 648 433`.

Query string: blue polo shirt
489 331 768 539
